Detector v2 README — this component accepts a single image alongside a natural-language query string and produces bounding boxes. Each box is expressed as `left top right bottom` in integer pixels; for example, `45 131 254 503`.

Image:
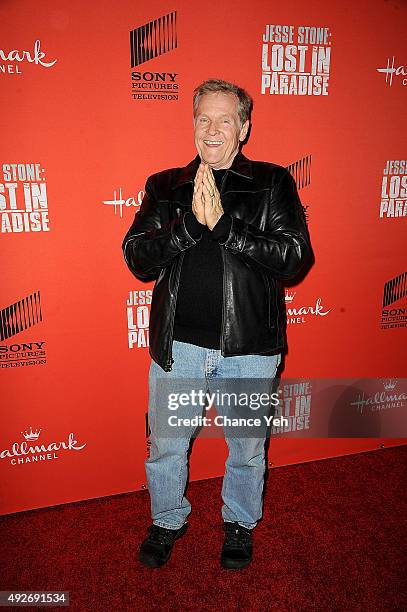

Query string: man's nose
207 121 219 135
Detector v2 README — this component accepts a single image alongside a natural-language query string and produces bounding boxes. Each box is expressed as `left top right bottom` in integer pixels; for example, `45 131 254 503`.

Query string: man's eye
200 118 208 123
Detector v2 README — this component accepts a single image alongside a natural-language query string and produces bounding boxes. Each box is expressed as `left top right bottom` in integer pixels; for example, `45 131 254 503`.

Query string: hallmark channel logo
381 271 407 329
102 186 144 218
0 40 57 75
130 11 179 101
285 291 331 324
1 162 50 233
0 427 87 466
380 160 407 219
127 290 152 349
261 25 332 95
0 291 47 368
350 379 407 415
376 56 407 87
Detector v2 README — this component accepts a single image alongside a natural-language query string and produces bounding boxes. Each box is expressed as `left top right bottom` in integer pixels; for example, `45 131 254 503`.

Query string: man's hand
201 163 224 230
192 162 207 225
192 162 225 230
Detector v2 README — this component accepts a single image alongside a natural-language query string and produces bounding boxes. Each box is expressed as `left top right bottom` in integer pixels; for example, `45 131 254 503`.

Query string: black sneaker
138 523 188 568
221 521 253 569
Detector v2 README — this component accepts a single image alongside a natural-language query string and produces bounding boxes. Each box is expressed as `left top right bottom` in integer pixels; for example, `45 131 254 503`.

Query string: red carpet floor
1 446 406 611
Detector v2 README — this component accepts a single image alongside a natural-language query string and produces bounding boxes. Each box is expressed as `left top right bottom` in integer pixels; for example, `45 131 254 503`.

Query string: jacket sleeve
121 175 202 280
218 168 312 280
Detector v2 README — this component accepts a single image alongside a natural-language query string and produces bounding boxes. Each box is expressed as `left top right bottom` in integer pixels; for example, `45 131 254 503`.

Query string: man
122 79 312 570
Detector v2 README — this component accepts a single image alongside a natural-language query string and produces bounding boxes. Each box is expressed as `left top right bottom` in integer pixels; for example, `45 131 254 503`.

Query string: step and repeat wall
1 0 406 515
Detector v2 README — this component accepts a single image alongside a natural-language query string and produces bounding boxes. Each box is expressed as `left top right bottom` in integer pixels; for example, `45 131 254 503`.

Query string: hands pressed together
192 162 224 231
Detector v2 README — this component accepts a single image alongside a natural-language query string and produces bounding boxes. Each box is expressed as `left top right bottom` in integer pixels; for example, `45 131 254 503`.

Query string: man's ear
239 120 250 142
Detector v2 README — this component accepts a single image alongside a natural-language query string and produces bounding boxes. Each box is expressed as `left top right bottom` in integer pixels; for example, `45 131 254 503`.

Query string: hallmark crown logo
21 426 42 441
383 379 397 390
285 291 296 303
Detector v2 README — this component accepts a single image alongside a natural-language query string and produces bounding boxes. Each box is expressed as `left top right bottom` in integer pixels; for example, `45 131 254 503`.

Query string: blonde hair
193 79 252 126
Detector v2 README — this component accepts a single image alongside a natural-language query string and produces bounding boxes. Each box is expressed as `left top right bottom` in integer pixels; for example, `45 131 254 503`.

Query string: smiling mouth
203 140 224 146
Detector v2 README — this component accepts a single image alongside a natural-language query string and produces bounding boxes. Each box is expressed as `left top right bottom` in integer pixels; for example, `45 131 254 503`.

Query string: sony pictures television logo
381 271 407 330
130 11 179 101
286 154 311 222
0 291 47 368
0 427 86 466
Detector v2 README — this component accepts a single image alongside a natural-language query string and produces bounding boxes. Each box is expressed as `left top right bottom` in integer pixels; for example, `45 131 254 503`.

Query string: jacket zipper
164 250 185 371
220 249 226 355
263 272 271 328
219 171 228 356
274 282 280 340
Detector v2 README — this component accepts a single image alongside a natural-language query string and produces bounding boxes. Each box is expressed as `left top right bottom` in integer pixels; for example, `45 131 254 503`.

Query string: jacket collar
171 151 253 189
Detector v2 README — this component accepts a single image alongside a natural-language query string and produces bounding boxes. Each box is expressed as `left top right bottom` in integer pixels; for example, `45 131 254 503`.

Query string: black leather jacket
122 152 312 372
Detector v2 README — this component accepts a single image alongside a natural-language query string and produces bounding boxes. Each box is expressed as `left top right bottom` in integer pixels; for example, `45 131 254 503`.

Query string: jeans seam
177 436 191 510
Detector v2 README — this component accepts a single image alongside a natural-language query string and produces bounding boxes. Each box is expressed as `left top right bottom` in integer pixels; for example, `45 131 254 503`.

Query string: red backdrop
1 0 406 515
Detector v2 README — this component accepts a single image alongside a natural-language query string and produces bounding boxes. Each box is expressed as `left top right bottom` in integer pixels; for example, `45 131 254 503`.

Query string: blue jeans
145 340 281 530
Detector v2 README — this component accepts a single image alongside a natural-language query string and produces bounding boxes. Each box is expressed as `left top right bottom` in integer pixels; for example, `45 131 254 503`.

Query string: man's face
193 91 249 170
